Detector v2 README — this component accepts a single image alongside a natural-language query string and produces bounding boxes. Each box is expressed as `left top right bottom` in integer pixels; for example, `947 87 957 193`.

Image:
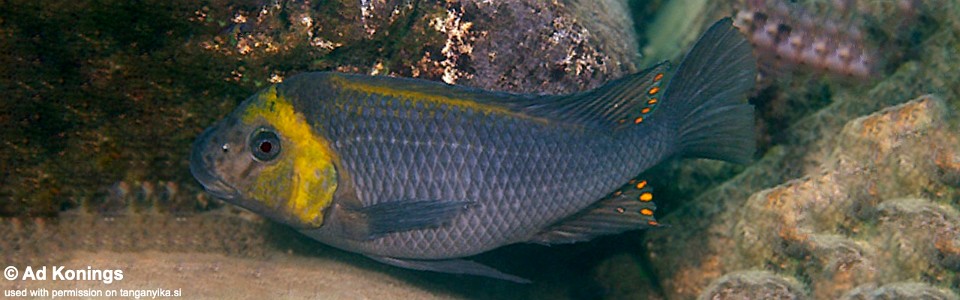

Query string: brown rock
646 96 960 299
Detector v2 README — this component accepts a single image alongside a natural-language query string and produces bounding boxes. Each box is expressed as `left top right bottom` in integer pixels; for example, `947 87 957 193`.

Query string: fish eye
250 128 281 162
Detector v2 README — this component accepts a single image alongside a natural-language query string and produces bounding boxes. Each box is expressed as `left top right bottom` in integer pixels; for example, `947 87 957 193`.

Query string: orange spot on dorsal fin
520 61 669 131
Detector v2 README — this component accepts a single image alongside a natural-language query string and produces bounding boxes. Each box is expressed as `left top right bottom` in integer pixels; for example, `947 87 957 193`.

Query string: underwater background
1 0 958 299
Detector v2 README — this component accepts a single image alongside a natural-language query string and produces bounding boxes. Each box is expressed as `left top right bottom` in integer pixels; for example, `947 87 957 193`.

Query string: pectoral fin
332 199 477 240
367 255 531 284
530 179 660 245
362 200 475 235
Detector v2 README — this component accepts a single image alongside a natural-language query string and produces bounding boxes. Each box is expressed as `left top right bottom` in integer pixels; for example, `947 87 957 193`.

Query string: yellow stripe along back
329 75 550 124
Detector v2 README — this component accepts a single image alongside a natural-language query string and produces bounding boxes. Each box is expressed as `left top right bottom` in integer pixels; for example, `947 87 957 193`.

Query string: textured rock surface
842 282 959 300
4 0 960 299
582 2 959 298
0 0 640 217
454 0 640 94
213 0 641 94
699 270 806 300
645 96 960 299
0 1 641 298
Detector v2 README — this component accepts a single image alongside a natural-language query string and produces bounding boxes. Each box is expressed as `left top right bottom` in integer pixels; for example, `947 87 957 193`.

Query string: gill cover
240 86 339 228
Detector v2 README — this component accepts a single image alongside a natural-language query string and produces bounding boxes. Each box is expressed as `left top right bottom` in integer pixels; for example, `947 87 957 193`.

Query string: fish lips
189 125 241 201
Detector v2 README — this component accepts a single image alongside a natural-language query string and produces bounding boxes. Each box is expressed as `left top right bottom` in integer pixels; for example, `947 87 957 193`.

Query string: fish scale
305 85 623 258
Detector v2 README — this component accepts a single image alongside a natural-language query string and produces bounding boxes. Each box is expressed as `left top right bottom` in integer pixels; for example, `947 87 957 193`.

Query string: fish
189 18 757 283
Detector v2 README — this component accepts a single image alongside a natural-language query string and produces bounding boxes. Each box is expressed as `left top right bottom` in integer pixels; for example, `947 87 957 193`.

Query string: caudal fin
661 18 757 164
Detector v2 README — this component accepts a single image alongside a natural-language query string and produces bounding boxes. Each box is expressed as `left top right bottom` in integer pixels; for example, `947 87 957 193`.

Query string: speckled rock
215 0 641 93
699 270 806 300
455 0 640 94
842 282 959 300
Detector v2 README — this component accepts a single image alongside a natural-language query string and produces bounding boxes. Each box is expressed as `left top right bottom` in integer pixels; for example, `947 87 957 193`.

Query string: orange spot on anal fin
528 177 658 245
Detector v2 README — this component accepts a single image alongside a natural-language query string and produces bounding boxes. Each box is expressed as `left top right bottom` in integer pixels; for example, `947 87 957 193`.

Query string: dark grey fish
189 18 757 282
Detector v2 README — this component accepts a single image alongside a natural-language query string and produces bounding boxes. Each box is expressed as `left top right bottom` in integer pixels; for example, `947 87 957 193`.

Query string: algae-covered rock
4 0 960 299
1 1 642 298
699 270 806 300
842 282 959 300
454 0 640 94
612 2 960 298
208 0 640 93
0 0 641 217
644 96 960 299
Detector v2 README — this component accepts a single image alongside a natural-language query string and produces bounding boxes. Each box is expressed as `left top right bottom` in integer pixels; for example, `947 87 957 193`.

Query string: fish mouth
189 127 240 200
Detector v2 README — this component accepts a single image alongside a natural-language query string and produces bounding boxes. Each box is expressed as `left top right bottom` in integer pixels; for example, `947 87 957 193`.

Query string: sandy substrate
4 250 459 299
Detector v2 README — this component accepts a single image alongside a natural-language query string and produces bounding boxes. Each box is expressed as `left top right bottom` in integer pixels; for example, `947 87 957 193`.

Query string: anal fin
367 255 531 283
530 179 660 245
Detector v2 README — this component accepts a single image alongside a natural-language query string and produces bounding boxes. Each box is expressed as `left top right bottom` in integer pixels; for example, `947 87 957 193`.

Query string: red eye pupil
259 141 272 153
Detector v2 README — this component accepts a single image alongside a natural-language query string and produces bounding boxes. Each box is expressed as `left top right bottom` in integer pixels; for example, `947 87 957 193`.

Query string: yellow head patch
241 86 338 228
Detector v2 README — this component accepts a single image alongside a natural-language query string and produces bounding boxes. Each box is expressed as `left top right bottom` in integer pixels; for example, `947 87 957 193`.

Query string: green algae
0 0 453 217
1 0 246 215
1 0 645 218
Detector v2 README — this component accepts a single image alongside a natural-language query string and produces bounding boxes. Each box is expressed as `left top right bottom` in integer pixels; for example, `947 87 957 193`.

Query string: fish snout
189 125 240 200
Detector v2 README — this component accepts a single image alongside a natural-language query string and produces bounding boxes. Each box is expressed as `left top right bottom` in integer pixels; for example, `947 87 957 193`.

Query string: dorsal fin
324 64 669 130
517 62 671 130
